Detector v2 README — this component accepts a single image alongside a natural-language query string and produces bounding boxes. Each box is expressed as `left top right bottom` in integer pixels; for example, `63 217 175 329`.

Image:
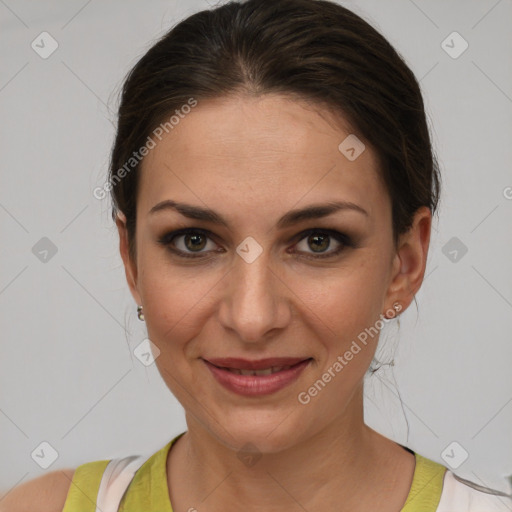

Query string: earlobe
115 212 141 306
385 206 432 311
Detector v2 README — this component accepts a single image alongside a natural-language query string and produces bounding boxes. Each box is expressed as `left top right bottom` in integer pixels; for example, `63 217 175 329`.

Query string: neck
167 385 415 512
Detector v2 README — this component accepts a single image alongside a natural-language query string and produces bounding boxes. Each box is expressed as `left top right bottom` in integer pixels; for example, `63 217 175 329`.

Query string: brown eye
307 233 331 253
294 229 352 259
183 233 207 252
158 228 219 258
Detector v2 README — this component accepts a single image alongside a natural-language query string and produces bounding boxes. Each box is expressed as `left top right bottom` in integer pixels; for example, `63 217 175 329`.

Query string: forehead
138 93 388 225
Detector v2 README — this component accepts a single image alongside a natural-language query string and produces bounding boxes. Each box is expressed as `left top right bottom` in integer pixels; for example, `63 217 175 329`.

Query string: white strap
436 471 512 511
95 454 147 512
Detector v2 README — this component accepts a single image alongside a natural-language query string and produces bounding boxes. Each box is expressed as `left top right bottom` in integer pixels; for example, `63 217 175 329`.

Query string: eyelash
157 228 353 260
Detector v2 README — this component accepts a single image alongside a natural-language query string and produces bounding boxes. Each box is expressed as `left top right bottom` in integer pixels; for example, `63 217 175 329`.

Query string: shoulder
437 470 512 512
0 468 75 512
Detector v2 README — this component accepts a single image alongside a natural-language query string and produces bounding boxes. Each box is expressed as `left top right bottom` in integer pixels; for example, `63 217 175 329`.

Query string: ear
115 211 142 306
385 206 432 312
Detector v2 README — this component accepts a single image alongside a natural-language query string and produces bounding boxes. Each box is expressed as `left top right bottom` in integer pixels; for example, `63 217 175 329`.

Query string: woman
3 0 510 510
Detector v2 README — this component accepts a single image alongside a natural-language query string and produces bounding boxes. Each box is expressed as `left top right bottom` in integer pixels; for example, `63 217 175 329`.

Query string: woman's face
117 93 430 453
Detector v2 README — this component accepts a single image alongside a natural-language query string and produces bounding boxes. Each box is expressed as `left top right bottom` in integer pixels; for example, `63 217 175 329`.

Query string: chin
210 414 306 454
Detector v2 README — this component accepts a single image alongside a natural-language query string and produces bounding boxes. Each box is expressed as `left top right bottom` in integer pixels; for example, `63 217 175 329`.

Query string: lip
203 357 312 397
204 357 309 370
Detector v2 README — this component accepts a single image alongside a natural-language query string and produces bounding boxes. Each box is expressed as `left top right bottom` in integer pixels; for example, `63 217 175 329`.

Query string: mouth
202 357 313 396
204 357 312 374
220 366 297 376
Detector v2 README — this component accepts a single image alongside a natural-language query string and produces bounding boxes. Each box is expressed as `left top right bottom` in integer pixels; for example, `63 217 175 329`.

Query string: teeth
225 365 293 376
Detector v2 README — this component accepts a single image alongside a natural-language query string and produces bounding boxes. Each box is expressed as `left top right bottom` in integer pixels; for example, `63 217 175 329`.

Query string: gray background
1 0 511 499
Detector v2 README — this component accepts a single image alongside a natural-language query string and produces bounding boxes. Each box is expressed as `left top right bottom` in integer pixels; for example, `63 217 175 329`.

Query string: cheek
140 268 213 395
289 257 388 378
293 277 381 412
291 256 386 333
137 256 220 348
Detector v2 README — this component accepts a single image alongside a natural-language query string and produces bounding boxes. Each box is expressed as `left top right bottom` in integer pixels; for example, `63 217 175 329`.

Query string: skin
116 93 431 512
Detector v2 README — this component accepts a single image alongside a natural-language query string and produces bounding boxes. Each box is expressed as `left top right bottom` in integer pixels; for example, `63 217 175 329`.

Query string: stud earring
137 305 145 321
385 301 402 319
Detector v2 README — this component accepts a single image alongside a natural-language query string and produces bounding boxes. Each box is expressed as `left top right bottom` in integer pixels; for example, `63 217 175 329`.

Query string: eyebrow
149 199 368 229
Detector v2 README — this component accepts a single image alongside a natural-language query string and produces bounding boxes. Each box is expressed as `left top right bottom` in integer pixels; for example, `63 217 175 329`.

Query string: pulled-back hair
109 0 441 259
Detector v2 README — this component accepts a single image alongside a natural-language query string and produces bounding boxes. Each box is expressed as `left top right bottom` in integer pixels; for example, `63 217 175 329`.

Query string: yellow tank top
62 432 447 511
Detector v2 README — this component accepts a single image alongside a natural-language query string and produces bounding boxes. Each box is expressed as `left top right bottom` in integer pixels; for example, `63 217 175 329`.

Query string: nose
217 250 291 344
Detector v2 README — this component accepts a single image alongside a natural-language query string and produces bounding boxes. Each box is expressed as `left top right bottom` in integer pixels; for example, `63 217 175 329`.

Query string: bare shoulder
0 468 75 512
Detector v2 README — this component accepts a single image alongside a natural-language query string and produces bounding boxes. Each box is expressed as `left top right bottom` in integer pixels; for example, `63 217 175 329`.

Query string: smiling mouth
217 364 300 376
203 358 313 396
205 357 313 376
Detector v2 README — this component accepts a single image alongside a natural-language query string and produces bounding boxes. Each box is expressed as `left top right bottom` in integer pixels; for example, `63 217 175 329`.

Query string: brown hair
109 0 441 260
